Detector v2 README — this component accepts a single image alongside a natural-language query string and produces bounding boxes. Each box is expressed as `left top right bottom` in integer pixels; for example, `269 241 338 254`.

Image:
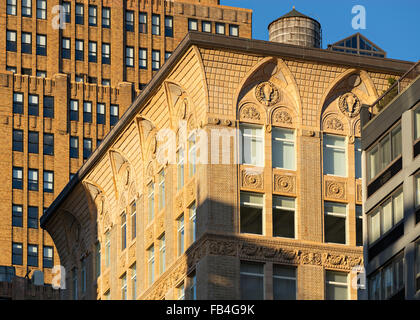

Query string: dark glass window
43 171 54 193
13 92 23 114
36 34 47 56
125 10 134 32
28 131 39 154
7 0 17 15
28 169 38 191
13 129 23 152
110 104 119 126
165 16 173 37
152 50 160 71
70 136 79 158
152 14 160 35
28 206 38 229
28 94 39 116
188 19 198 31
36 0 47 19
202 21 211 33
88 41 97 63
83 138 92 159
43 246 53 268
22 0 32 17
7 30 17 52
75 40 84 61
229 24 239 37
27 244 38 267
22 68 32 76
12 243 23 265
75 3 84 25
44 96 54 118
102 43 110 64
97 103 105 124
240 193 263 235
139 12 147 33
12 204 23 227
83 101 92 123
63 2 71 23
89 5 97 26
273 196 295 238
22 32 32 54
126 47 134 67
215 23 225 35
70 100 78 121
12 167 23 189
62 38 71 59
139 48 147 69
43 133 54 156
102 7 111 28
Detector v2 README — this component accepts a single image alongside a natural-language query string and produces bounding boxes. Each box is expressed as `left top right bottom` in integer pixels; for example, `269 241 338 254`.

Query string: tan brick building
40 31 413 300
0 0 252 285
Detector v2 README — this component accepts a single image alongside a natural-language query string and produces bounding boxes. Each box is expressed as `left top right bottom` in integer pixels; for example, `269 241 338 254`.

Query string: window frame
97 103 105 124
22 0 32 17
367 123 402 182
272 195 296 239
272 127 296 170
323 134 347 177
28 206 39 229
240 192 264 235
139 12 147 33
188 19 198 31
28 131 39 154
240 124 264 167
12 167 23 190
43 170 54 193
324 202 348 245
43 246 53 268
151 14 160 35
368 187 404 246
88 41 97 63
13 129 23 152
36 34 47 56
43 133 54 156
325 270 349 300
102 7 111 28
6 30 17 52
21 32 32 54
126 46 134 68
12 204 23 227
88 5 97 26
177 214 185 256
75 3 84 25
125 10 134 32
7 0 17 16
102 43 110 65
27 244 39 267
83 138 92 159
12 242 23 265
164 16 173 37
43 96 54 118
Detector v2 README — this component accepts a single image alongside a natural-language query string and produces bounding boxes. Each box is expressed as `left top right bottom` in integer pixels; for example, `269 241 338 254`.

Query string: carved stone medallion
255 81 280 106
325 181 345 200
274 175 296 194
339 93 361 118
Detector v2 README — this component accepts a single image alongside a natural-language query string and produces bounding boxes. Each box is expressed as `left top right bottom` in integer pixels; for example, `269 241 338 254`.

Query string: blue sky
221 0 420 62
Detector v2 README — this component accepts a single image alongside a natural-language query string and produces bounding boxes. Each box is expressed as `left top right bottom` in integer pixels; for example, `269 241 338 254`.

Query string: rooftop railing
370 60 420 116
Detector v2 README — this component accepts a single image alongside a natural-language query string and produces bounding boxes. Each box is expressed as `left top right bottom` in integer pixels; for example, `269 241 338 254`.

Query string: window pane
241 125 264 166
393 190 403 224
391 126 402 159
324 135 346 176
381 199 393 234
324 202 347 244
272 128 295 170
240 193 263 235
273 265 296 300
369 209 381 243
240 262 264 300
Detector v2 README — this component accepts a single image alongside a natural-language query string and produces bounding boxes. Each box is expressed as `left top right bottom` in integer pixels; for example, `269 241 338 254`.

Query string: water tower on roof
268 6 322 48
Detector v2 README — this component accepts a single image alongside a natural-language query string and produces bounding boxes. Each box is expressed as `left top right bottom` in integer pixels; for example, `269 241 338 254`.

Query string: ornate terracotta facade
39 33 412 300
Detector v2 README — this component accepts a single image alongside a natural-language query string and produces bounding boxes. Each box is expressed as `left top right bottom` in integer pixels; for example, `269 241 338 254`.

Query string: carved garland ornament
272 109 292 125
339 92 361 118
325 117 344 131
240 104 261 121
255 81 280 106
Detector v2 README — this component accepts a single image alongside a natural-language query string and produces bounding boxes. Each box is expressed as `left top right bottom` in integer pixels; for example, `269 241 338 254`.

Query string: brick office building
0 0 252 285
40 27 413 299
